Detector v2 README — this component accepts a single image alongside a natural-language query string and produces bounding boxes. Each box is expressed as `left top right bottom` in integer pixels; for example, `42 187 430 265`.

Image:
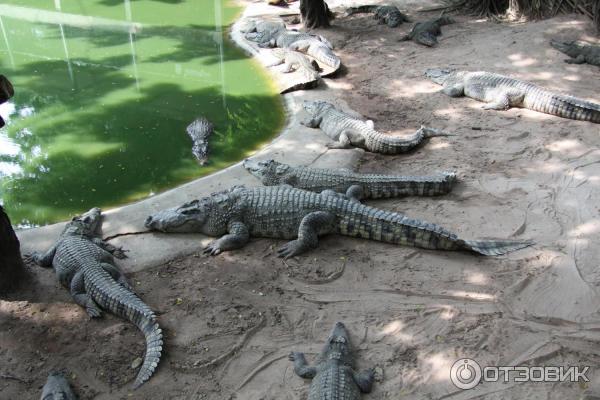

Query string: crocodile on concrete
345 5 410 27
289 322 375 400
31 208 162 389
550 40 600 67
425 68 600 123
399 16 455 47
268 48 321 80
243 158 456 200
144 185 533 258
186 116 214 166
41 372 77 400
302 100 454 154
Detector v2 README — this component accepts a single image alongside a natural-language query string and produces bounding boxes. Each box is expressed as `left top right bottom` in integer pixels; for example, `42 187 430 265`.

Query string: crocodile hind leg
565 54 586 64
100 263 133 290
289 352 317 378
345 185 364 202
326 131 352 149
277 211 336 258
482 89 524 110
70 270 102 318
353 368 376 393
204 221 250 256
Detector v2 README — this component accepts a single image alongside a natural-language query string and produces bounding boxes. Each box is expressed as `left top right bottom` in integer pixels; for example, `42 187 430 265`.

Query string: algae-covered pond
0 0 284 226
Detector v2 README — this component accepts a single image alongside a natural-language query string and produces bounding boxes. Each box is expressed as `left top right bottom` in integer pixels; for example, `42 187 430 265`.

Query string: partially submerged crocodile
243 158 456 200
186 116 214 165
289 322 375 399
31 208 162 389
268 48 320 80
302 100 454 154
425 68 600 123
345 5 410 27
41 372 77 400
144 185 532 258
550 40 600 67
399 16 455 47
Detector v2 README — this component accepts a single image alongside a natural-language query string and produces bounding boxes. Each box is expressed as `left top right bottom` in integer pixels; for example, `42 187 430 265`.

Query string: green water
0 0 284 226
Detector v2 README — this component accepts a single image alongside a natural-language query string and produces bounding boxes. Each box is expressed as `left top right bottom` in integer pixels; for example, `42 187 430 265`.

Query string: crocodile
268 48 321 80
345 5 410 27
399 16 455 47
186 116 214 165
31 208 162 389
144 185 533 258
425 69 600 123
550 40 600 67
289 322 375 399
302 100 454 154
41 372 77 400
243 158 456 200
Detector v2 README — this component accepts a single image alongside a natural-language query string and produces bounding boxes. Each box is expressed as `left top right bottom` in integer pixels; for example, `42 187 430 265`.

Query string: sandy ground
3 0 600 399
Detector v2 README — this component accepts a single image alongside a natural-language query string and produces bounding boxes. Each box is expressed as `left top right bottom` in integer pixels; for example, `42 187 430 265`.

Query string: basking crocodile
31 208 162 389
243 158 456 200
289 322 375 399
550 40 600 67
425 68 600 123
41 372 77 400
399 16 455 47
345 5 410 27
144 185 532 258
302 100 454 154
268 48 320 80
186 116 214 165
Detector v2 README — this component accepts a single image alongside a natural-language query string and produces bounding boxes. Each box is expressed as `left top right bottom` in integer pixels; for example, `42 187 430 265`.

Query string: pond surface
0 0 284 226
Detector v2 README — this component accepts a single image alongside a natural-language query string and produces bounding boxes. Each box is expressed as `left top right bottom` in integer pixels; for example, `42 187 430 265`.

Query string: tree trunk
0 206 27 295
300 0 331 29
0 75 13 128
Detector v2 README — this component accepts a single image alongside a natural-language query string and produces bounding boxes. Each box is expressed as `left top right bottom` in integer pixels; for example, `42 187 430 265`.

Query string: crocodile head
318 322 355 366
303 100 333 116
41 372 77 400
63 207 102 237
424 68 456 84
550 40 583 58
243 158 293 185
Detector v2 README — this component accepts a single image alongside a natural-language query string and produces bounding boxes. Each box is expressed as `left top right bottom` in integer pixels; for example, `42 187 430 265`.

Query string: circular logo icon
450 358 482 390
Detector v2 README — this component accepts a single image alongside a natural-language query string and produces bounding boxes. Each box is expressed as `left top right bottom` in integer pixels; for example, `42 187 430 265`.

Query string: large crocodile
268 48 320 80
345 5 410 27
31 208 162 389
144 185 532 258
289 322 375 399
243 158 456 200
41 372 77 400
550 40 600 67
302 100 454 154
425 68 600 123
399 16 455 47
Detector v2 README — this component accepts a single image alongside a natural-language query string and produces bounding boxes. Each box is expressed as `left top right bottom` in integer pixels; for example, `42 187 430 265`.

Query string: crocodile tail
133 318 163 389
461 239 534 256
307 45 340 69
526 89 600 123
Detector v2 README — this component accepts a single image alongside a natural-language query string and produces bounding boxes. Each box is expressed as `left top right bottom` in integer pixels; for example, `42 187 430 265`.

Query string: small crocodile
289 322 375 399
550 40 600 67
186 116 214 165
31 208 162 389
399 16 455 47
144 185 532 258
345 5 410 27
41 372 77 400
302 100 454 154
425 68 600 123
243 158 456 200
268 48 320 80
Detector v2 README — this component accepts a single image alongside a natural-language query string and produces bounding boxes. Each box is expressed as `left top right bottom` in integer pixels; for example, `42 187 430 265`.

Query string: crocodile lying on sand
243 159 456 201
145 186 532 258
289 322 375 399
345 5 410 27
302 100 454 154
399 16 455 47
425 68 600 123
186 116 214 165
41 372 77 400
31 208 162 389
267 48 320 80
550 40 600 67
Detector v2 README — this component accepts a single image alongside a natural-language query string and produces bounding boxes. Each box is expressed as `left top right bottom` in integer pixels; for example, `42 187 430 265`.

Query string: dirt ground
3 1 600 399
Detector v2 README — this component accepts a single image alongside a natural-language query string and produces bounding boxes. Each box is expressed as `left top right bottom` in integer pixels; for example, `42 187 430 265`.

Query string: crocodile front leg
92 238 128 259
300 115 322 128
203 221 250 256
353 368 376 393
70 270 102 318
441 82 464 97
30 244 57 268
482 89 525 110
277 211 336 258
289 352 317 379
565 54 586 64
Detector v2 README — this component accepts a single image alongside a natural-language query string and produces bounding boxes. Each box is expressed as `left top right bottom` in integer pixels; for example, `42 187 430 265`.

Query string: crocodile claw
86 302 102 318
288 351 304 361
277 240 305 259
203 241 222 256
